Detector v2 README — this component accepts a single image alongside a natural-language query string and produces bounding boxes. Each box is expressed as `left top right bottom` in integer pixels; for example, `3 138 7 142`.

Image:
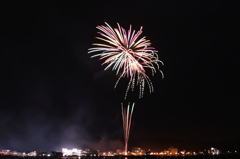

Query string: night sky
0 0 239 152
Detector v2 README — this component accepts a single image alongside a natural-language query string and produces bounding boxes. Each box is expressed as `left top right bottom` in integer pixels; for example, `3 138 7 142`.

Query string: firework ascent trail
88 22 164 99
121 103 135 155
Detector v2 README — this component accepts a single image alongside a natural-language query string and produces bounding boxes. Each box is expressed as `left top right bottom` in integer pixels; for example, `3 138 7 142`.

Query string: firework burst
88 22 164 99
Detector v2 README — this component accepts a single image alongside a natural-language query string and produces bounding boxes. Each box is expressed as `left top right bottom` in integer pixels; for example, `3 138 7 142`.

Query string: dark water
1 156 240 159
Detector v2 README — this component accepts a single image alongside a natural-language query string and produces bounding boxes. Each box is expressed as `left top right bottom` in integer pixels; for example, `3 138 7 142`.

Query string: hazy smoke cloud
81 134 124 152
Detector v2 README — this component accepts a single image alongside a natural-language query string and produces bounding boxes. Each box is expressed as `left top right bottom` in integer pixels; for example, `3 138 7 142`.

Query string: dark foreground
1 156 240 159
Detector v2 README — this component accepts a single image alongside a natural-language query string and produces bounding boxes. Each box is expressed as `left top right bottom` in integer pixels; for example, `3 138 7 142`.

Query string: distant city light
209 147 220 155
0 146 224 157
62 148 82 156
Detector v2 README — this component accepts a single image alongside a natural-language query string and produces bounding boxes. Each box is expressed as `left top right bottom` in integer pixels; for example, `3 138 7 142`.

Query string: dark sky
0 0 239 152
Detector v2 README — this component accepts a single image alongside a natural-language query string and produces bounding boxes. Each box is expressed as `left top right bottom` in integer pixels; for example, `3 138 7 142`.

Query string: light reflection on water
89 155 236 159
0 156 238 159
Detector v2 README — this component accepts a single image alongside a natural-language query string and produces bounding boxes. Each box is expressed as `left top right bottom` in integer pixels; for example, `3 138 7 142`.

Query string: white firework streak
121 102 135 155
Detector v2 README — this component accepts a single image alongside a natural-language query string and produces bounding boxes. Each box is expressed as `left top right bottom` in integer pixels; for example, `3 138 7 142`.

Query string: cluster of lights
1 147 230 157
0 150 36 157
100 152 115 156
209 147 220 155
62 148 82 156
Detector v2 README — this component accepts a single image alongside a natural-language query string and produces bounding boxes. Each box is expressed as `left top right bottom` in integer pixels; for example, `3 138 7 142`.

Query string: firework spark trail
88 22 164 99
121 103 135 155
